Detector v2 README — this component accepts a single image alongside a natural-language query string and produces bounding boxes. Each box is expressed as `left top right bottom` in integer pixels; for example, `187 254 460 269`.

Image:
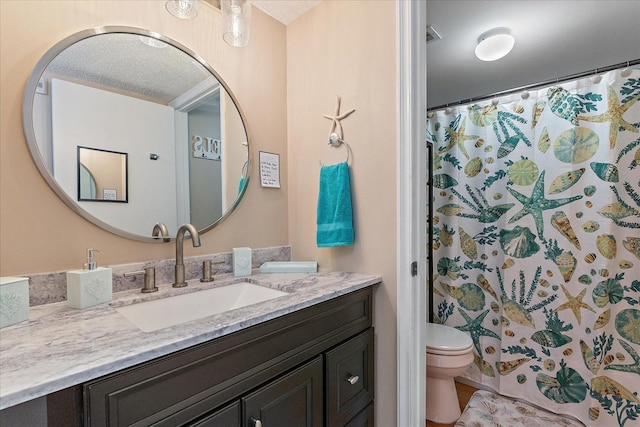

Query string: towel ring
319 133 351 167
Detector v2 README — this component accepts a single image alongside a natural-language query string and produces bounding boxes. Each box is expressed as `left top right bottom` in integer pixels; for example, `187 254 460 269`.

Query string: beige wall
0 0 288 274
286 1 398 425
1 0 400 423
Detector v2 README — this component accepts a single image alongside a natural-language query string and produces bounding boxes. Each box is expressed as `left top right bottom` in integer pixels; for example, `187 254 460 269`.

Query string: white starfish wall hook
323 95 356 145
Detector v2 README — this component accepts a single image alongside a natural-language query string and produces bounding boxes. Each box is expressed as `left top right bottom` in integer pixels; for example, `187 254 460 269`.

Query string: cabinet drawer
325 329 374 427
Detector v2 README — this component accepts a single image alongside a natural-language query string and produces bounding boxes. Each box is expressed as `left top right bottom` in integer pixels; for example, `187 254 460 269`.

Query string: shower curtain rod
427 58 640 112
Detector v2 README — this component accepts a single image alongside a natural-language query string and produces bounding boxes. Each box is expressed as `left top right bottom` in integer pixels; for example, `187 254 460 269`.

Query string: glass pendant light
222 0 252 47
165 0 198 20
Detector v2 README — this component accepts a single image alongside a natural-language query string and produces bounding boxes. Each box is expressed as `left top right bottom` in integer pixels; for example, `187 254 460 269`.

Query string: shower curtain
428 67 640 427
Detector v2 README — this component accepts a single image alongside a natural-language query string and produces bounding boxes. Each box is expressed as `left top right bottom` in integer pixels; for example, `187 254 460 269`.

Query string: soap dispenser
66 249 113 309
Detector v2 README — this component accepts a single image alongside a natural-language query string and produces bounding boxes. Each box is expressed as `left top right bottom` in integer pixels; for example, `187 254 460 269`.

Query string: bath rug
455 390 584 427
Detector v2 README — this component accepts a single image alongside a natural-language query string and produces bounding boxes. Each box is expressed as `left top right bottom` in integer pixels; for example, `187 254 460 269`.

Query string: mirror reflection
23 27 250 241
77 146 128 202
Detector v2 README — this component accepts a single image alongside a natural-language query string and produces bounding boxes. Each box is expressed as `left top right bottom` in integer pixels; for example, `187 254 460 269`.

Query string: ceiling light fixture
222 0 252 47
165 0 198 20
475 27 515 62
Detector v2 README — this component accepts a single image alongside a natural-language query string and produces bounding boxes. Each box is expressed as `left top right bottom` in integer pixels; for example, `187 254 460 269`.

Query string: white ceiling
47 33 213 104
426 0 640 108
252 0 320 25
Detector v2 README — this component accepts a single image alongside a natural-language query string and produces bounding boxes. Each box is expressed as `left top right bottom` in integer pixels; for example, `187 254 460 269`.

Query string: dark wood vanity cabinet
77 287 374 427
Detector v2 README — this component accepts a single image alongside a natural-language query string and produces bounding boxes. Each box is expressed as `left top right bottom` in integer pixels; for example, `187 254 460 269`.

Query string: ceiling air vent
426 25 442 44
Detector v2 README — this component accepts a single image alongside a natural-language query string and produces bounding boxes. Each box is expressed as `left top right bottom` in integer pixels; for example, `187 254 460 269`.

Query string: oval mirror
22 26 251 242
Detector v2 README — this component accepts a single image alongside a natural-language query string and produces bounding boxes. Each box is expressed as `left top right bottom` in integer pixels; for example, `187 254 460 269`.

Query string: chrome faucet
173 224 201 288
152 223 170 242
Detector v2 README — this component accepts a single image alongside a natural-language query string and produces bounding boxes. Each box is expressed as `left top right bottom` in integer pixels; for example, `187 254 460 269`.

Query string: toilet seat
426 323 473 355
427 346 473 356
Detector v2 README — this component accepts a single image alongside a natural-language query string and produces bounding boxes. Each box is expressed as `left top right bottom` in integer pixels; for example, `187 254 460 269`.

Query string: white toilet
425 322 474 424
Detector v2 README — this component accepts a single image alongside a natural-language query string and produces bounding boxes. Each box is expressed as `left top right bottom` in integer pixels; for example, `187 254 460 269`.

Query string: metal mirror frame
22 26 251 242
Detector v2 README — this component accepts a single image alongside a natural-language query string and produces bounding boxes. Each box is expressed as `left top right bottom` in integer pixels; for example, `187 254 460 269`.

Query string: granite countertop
0 270 381 410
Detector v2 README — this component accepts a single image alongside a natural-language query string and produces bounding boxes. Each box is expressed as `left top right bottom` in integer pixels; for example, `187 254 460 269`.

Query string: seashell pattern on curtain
427 67 640 427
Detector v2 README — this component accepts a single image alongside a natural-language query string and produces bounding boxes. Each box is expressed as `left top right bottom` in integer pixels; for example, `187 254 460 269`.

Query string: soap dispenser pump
66 248 113 309
84 248 97 270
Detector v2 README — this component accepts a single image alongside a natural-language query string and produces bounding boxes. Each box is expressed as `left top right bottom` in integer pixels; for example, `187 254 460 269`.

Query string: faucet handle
124 267 158 293
200 260 226 282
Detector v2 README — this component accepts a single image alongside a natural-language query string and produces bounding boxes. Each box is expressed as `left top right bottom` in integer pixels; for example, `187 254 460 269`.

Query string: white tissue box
67 267 113 309
0 276 30 328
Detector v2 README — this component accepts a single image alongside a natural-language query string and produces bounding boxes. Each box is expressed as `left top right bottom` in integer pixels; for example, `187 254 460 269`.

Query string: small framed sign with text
259 151 280 188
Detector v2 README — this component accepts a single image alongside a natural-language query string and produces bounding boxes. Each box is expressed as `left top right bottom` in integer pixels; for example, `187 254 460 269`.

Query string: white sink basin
115 282 288 332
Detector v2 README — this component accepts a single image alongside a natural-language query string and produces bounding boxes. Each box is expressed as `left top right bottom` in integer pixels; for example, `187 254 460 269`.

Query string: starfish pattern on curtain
428 67 640 427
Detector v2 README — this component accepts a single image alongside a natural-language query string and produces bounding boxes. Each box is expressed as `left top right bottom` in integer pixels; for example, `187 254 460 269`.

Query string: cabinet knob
346 374 359 385
250 417 263 427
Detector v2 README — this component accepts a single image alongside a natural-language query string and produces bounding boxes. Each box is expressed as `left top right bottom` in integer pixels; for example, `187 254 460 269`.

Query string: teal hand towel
317 161 354 247
238 176 246 195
